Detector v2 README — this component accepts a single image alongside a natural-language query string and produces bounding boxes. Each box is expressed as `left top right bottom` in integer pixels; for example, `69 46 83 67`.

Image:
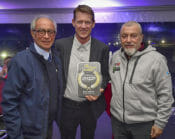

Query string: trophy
77 62 102 97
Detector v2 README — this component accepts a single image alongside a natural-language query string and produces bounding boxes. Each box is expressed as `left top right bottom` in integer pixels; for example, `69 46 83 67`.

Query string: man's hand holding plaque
85 88 104 101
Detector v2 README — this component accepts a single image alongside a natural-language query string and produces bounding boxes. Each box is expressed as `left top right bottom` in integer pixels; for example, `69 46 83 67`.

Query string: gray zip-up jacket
109 45 173 129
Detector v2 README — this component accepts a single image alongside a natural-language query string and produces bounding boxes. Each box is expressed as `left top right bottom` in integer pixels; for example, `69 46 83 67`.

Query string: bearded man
109 21 173 139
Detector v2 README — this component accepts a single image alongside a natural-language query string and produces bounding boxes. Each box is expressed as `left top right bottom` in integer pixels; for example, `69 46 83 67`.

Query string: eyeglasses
33 29 56 36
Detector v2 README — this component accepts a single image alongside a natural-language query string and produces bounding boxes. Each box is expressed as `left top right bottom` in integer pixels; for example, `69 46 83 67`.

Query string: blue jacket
2 44 63 139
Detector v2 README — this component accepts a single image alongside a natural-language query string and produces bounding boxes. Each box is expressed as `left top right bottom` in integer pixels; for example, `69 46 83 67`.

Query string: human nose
81 22 86 28
43 32 49 38
126 36 131 42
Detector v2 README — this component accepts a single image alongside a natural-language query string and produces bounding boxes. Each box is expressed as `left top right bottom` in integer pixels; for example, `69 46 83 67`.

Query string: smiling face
120 23 143 56
31 17 56 52
72 11 95 44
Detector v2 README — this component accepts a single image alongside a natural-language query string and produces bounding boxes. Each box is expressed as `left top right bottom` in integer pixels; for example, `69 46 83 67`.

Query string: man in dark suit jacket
55 5 109 139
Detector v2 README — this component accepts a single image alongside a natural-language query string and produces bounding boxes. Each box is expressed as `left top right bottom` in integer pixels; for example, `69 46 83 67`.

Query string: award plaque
77 62 102 97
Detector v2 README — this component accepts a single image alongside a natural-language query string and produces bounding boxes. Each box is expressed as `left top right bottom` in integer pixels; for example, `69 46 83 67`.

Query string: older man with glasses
2 15 63 139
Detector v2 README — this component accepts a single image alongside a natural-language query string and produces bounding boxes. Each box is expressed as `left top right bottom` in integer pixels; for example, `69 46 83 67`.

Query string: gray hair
30 15 57 32
120 21 142 34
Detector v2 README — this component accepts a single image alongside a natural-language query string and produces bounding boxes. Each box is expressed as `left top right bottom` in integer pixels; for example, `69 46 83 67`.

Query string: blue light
147 26 162 32
75 0 123 8
0 5 4 9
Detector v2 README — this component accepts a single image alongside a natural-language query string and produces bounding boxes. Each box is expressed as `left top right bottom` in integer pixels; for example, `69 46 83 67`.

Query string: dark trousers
0 115 5 129
60 98 97 139
111 115 154 139
46 122 53 139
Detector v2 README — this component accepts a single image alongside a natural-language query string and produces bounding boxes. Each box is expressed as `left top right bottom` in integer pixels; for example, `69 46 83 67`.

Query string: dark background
0 22 175 86
0 22 175 103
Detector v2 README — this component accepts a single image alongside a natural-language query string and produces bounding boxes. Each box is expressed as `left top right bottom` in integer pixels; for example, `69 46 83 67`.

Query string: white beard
124 47 137 56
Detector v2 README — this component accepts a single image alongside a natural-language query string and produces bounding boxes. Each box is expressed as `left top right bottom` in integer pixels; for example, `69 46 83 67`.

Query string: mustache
124 43 134 46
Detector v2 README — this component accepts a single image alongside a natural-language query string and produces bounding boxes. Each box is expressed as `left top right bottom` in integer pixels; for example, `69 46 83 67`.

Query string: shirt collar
34 42 51 60
73 35 91 51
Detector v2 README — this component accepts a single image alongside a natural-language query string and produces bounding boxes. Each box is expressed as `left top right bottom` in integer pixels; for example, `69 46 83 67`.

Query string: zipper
122 55 142 123
129 55 141 84
122 59 129 123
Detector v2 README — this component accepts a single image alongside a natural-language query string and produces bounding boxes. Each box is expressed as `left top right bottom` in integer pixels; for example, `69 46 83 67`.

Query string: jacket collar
29 43 51 61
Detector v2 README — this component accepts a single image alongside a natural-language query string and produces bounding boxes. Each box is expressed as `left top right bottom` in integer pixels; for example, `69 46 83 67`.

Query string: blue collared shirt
34 43 51 60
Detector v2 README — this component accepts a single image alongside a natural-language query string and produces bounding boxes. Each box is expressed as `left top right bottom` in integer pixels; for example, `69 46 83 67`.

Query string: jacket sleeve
2 57 27 139
101 45 110 89
153 56 174 129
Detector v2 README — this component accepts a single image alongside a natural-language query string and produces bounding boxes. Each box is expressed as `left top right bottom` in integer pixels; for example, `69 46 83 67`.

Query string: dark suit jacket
55 36 109 119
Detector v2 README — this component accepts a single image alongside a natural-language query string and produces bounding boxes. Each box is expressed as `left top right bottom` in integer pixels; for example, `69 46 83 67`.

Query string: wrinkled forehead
35 18 55 29
120 24 142 35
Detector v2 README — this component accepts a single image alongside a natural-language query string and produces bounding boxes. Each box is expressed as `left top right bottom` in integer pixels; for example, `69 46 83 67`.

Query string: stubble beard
124 47 137 56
